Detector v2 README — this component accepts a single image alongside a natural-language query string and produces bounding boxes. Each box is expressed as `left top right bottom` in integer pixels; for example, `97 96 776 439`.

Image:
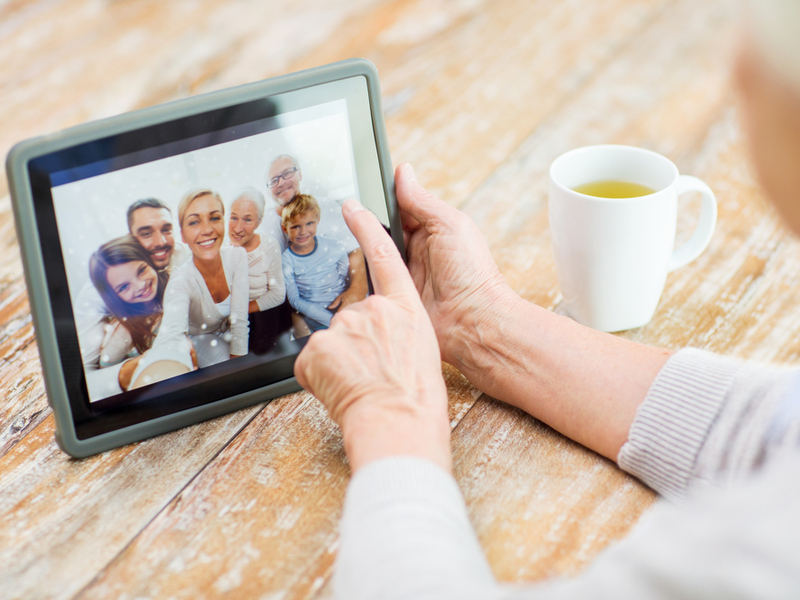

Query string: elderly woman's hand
394 163 520 372
293 200 451 473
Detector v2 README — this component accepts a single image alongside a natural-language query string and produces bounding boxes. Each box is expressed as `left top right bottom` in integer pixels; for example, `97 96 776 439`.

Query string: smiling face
268 157 302 206
284 210 319 254
180 193 225 261
228 198 261 249
105 260 158 304
129 207 175 270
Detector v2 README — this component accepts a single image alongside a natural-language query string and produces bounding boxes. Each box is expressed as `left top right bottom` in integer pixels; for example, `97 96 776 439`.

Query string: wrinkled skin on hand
396 164 517 368
294 197 450 472
296 295 443 429
327 248 369 312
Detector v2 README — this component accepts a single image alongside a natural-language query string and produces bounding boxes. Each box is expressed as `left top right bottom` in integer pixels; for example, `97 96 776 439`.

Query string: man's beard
150 245 172 267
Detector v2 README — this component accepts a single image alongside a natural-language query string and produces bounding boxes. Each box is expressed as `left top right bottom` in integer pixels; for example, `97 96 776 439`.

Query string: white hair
265 154 300 190
231 187 266 221
746 0 800 90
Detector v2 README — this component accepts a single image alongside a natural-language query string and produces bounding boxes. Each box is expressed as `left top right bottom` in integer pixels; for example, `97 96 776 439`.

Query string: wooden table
3 0 799 598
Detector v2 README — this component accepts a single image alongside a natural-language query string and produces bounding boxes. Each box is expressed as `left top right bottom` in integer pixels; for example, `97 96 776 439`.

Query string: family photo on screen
52 103 367 402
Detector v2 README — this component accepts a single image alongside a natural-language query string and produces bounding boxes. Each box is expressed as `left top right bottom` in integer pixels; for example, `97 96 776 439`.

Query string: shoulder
254 235 282 258
318 235 349 256
316 199 355 244
260 234 281 252
168 243 191 272
170 257 194 276
262 205 282 223
222 244 246 258
261 207 283 233
165 261 194 288
318 197 345 220
316 236 334 251
281 247 299 267
76 280 109 314
161 265 196 302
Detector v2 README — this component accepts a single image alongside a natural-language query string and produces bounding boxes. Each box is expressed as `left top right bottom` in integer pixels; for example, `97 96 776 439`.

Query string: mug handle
667 175 717 272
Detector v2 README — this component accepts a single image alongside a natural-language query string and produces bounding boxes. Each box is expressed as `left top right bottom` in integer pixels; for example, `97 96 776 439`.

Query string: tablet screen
27 75 388 440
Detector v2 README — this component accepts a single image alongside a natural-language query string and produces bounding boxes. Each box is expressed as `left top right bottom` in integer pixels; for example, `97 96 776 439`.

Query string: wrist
347 276 368 299
340 398 452 474
440 281 524 375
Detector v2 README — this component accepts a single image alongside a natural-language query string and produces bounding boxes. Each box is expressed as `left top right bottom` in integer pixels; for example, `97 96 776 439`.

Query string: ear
296 169 303 184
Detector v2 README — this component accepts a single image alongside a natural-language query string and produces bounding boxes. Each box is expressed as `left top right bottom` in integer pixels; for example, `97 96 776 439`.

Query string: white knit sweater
140 245 250 372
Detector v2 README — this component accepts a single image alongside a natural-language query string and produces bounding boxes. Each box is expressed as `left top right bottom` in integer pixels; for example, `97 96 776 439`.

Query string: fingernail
343 198 365 214
403 163 417 182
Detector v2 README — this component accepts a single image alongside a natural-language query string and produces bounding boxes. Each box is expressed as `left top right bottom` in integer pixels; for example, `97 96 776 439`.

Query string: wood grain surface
2 0 795 598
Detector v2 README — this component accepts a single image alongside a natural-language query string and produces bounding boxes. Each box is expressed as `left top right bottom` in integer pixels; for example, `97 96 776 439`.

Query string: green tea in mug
572 180 656 198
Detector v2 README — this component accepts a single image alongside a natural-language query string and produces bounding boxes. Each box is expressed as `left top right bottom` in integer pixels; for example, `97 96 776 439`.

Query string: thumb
395 163 461 228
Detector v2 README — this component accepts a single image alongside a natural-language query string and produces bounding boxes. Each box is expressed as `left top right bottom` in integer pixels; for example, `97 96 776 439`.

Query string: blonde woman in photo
132 189 249 387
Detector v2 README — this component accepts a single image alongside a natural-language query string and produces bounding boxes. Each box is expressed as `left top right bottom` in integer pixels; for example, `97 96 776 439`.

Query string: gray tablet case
6 58 400 457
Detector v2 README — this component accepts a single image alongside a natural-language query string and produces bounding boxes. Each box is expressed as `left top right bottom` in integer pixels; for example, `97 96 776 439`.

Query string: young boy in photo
281 194 351 331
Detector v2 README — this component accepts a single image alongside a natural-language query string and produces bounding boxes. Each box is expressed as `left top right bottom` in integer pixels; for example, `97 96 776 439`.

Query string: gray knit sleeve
618 348 798 502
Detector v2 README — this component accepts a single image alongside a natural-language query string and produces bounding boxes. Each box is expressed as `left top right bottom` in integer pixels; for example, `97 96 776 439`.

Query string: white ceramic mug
549 145 717 332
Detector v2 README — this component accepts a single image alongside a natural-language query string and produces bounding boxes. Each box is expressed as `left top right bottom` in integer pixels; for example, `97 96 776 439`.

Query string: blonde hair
177 188 224 228
746 0 800 91
281 194 321 229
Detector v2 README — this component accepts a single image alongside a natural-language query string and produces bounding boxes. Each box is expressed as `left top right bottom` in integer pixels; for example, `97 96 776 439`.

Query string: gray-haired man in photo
260 154 368 312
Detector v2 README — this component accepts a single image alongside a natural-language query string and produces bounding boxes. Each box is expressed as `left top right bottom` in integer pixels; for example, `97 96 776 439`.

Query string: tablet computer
6 58 400 458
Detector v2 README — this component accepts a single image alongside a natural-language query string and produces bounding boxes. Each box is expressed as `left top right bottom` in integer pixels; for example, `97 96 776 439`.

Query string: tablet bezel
6 59 400 458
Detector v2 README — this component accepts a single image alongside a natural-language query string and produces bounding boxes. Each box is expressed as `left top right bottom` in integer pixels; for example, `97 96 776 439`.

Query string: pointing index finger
342 199 417 299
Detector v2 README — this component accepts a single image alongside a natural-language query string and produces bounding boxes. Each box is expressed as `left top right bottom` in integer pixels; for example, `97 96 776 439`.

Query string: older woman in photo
132 188 249 387
83 235 167 395
229 188 285 311
229 188 292 353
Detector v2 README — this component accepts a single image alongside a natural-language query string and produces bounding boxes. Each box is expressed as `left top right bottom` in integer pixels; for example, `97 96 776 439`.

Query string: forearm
229 252 250 356
298 299 334 326
284 271 331 324
255 286 285 311
285 277 334 326
444 294 671 462
229 306 249 355
342 394 452 473
346 249 368 297
131 283 193 381
255 267 286 311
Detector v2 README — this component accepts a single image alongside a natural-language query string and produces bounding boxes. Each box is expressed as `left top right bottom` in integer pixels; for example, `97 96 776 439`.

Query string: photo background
52 101 366 301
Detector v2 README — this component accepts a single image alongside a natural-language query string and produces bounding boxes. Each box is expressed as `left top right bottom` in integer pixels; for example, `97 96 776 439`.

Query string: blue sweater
282 236 350 327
